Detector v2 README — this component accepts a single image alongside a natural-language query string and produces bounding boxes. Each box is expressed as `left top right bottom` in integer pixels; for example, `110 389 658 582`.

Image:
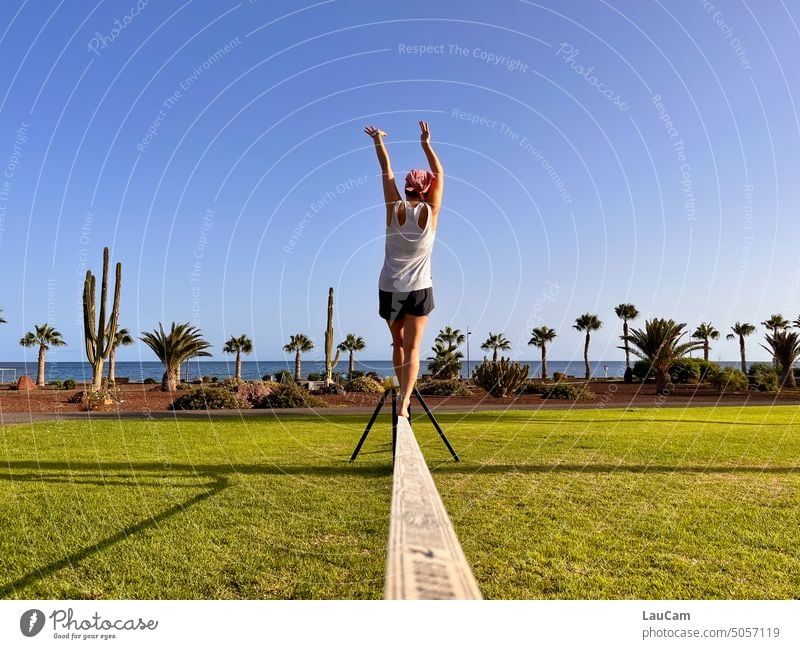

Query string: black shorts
379 287 435 321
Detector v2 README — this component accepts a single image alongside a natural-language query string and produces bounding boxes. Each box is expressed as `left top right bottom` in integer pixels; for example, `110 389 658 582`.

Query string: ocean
0 359 750 383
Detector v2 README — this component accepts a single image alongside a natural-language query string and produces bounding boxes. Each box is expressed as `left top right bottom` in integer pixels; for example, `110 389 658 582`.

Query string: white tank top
378 200 435 292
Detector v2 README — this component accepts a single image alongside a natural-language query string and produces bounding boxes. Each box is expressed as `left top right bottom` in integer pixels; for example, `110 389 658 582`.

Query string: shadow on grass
431 463 800 475
0 460 391 598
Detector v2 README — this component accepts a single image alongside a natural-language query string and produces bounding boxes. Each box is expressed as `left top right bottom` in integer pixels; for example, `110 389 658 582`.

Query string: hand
419 120 431 144
364 125 387 139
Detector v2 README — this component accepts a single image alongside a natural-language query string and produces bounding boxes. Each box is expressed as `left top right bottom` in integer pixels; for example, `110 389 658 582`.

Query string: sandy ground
1 380 799 424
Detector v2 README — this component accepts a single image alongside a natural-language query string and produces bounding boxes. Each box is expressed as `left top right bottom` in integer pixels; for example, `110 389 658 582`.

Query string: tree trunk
492 348 498 363
349 352 355 377
623 320 630 368
235 351 242 381
655 368 671 396
703 341 709 362
583 333 590 380
90 359 105 391
37 346 46 386
294 351 301 381
162 364 178 391
781 365 796 388
541 346 547 380
739 337 746 374
107 347 117 384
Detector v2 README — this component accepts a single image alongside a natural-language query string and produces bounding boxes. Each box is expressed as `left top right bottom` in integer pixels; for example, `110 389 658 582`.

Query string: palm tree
427 339 464 380
614 304 639 369
761 330 800 388
437 326 466 347
762 314 791 367
573 313 602 380
107 327 135 384
480 332 511 363
692 322 720 362
337 333 366 377
726 322 756 373
19 324 67 386
140 322 212 391
624 319 704 395
223 334 253 381
0 308 6 324
762 313 790 334
284 334 314 381
528 326 557 380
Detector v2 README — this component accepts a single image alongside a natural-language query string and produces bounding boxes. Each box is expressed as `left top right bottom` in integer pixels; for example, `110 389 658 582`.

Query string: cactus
473 356 529 397
324 287 340 384
83 247 121 391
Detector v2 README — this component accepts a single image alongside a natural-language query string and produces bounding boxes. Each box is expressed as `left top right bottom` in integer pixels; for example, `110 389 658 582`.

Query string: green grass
418 405 800 599
2 405 799 599
0 416 393 599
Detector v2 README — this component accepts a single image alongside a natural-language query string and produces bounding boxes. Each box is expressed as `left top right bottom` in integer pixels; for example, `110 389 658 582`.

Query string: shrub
669 359 701 384
221 377 245 391
344 376 385 394
201 375 214 383
274 370 294 384
316 383 344 395
552 371 567 382
748 362 779 392
169 386 244 410
237 381 277 407
306 371 324 381
473 358 529 397
254 383 327 409
51 380 63 389
62 378 76 390
143 377 157 385
416 379 472 397
84 388 122 411
631 360 653 382
366 371 381 382
517 380 549 395
694 359 721 383
348 369 365 380
709 367 749 393
175 382 192 391
542 383 594 400
68 388 121 410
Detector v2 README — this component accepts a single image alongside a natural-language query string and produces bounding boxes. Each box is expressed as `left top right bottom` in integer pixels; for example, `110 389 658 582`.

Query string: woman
364 120 444 418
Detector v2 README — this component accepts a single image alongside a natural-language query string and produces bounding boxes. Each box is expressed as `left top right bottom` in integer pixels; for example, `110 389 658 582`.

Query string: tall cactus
324 287 340 384
83 247 122 390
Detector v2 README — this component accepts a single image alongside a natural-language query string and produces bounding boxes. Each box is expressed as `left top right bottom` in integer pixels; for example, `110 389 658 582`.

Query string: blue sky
0 0 798 363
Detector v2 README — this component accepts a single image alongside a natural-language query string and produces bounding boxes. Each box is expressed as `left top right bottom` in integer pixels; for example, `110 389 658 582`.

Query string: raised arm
364 125 401 206
419 120 444 211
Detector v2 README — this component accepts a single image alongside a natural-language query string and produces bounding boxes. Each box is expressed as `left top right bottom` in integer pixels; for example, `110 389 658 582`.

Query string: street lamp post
465 327 472 380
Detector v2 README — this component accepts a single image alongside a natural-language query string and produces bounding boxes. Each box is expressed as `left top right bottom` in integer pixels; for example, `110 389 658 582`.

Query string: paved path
1 397 798 425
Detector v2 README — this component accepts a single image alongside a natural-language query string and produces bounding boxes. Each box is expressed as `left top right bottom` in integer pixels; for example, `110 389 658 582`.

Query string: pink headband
404 169 434 196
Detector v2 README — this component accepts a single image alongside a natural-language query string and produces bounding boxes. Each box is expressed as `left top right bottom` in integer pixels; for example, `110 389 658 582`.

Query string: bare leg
398 315 428 417
387 319 405 387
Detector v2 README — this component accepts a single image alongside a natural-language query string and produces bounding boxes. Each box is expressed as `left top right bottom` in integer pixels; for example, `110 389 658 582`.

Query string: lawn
1 405 799 599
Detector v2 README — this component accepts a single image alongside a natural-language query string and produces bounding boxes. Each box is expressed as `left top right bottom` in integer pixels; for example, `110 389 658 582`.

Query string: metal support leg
413 387 460 462
350 388 391 462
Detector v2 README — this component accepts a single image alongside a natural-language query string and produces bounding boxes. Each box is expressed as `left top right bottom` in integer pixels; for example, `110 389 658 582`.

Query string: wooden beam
384 416 482 600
